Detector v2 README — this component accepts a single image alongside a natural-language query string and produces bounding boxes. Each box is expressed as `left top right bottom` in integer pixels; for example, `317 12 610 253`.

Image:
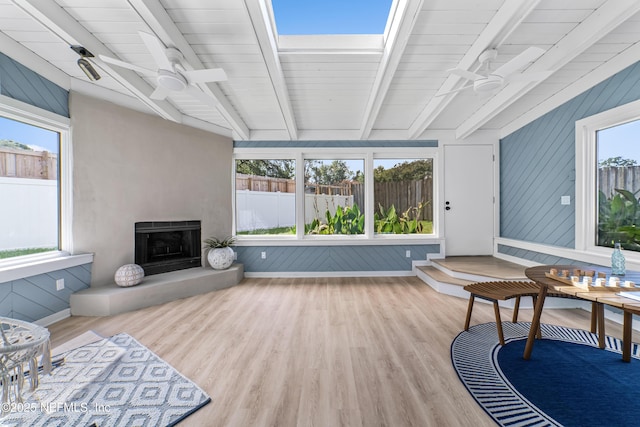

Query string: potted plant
203 236 236 270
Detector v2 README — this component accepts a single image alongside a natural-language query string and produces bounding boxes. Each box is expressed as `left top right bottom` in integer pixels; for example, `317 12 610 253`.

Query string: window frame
233 146 439 244
575 98 640 260
0 94 72 266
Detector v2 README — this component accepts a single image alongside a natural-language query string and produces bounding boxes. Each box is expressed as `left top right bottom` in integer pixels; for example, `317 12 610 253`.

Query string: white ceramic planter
207 247 234 270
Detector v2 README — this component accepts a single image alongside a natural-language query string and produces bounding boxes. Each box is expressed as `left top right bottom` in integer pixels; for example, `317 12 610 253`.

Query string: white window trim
575 98 640 263
233 147 440 244
0 94 90 279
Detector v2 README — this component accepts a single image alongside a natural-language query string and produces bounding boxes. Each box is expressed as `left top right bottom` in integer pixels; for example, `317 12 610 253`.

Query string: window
576 98 640 259
0 115 60 260
596 119 640 251
235 159 296 235
305 159 365 235
373 158 433 234
271 0 394 35
234 147 438 241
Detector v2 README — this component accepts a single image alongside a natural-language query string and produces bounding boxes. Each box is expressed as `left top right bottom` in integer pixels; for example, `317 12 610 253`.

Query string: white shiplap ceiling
1 0 640 141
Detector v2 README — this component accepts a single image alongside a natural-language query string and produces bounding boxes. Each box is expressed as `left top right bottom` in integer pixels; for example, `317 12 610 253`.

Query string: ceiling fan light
157 69 187 91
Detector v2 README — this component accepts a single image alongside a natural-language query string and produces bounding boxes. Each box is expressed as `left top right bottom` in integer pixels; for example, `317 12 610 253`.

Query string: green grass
238 226 296 235
0 247 57 259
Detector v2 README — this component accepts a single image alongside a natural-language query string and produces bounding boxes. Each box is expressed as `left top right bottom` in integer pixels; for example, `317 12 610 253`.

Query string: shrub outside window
596 119 640 252
373 159 433 234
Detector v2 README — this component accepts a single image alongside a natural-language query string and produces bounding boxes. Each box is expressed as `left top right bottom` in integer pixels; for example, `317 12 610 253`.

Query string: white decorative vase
114 264 145 287
207 247 234 270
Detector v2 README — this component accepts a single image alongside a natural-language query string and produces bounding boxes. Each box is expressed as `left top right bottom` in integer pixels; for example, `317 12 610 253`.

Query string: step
431 256 528 282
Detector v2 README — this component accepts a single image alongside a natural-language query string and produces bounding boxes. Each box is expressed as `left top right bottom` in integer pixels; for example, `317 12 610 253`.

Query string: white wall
0 177 57 250
70 93 233 287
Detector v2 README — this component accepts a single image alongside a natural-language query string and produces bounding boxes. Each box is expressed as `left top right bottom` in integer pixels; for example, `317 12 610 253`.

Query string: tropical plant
598 189 640 251
203 236 236 249
374 202 428 234
306 204 365 235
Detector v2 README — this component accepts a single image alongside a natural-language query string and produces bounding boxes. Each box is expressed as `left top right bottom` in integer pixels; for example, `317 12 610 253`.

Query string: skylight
271 0 394 35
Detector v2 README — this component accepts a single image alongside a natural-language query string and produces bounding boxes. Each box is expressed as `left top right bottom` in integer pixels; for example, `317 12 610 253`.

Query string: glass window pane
0 116 59 259
304 159 364 235
373 159 433 234
235 159 296 235
596 119 640 251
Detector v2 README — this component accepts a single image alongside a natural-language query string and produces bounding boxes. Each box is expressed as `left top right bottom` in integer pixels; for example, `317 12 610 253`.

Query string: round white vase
114 264 145 287
207 247 234 270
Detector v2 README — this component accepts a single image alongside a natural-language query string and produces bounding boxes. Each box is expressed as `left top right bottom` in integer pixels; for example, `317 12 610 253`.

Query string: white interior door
444 144 494 256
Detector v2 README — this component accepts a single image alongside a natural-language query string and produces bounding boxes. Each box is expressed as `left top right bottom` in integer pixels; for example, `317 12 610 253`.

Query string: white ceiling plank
359 0 424 140
455 0 640 140
11 0 182 122
242 0 297 140
408 0 542 139
127 0 250 139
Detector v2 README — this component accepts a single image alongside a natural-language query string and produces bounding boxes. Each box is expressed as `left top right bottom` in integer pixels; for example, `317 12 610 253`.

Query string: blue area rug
1 333 210 426
452 322 640 426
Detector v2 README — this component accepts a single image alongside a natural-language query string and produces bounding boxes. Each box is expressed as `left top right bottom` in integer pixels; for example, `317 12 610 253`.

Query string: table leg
623 311 633 362
523 285 548 360
597 303 605 349
590 302 597 333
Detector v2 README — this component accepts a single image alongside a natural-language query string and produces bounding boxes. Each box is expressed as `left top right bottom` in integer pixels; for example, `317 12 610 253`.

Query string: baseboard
244 270 416 278
35 308 70 327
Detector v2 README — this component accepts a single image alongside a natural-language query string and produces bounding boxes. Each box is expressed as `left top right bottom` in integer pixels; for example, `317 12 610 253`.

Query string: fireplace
135 221 201 276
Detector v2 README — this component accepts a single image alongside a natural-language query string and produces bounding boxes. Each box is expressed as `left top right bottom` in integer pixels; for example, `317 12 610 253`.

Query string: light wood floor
48 277 621 427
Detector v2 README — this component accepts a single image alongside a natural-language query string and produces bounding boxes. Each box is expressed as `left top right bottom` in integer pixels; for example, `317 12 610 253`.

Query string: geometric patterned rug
451 322 640 427
0 333 210 426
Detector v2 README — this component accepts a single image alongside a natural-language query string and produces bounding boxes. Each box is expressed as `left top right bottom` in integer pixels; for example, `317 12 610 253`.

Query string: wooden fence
235 173 433 221
0 147 57 180
599 166 640 198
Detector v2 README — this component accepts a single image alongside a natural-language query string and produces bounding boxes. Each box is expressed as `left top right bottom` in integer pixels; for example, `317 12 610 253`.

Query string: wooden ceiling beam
243 0 298 140
358 0 424 140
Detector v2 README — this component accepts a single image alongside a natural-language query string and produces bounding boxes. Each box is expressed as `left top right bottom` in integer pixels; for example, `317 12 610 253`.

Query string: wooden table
524 265 640 362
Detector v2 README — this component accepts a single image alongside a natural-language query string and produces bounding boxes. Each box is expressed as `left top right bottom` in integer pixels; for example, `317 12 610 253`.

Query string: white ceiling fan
436 47 552 97
99 31 227 107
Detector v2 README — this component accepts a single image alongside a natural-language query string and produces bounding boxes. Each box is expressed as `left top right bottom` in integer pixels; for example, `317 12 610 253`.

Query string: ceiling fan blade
505 70 553 82
447 68 484 82
150 86 170 100
98 55 156 76
139 31 173 70
435 84 474 97
182 68 227 84
183 85 219 108
492 47 545 78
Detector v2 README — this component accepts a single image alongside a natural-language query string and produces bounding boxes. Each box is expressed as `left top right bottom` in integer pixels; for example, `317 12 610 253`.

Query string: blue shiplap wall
0 263 91 322
500 61 640 249
236 244 439 273
0 52 69 117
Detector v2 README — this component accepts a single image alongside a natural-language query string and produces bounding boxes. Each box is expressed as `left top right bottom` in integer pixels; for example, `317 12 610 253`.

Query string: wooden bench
464 280 600 346
464 281 542 345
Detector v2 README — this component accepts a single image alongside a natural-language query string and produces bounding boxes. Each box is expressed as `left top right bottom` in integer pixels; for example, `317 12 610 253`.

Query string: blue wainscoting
500 61 640 248
0 263 91 322
0 52 69 117
236 244 439 273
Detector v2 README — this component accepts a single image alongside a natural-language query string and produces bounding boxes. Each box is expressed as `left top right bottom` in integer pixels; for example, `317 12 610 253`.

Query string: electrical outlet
561 196 570 205
261 251 267 259
405 250 411 258
56 278 64 291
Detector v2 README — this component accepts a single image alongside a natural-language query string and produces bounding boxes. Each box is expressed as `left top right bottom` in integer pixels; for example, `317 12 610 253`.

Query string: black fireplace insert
135 221 201 275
